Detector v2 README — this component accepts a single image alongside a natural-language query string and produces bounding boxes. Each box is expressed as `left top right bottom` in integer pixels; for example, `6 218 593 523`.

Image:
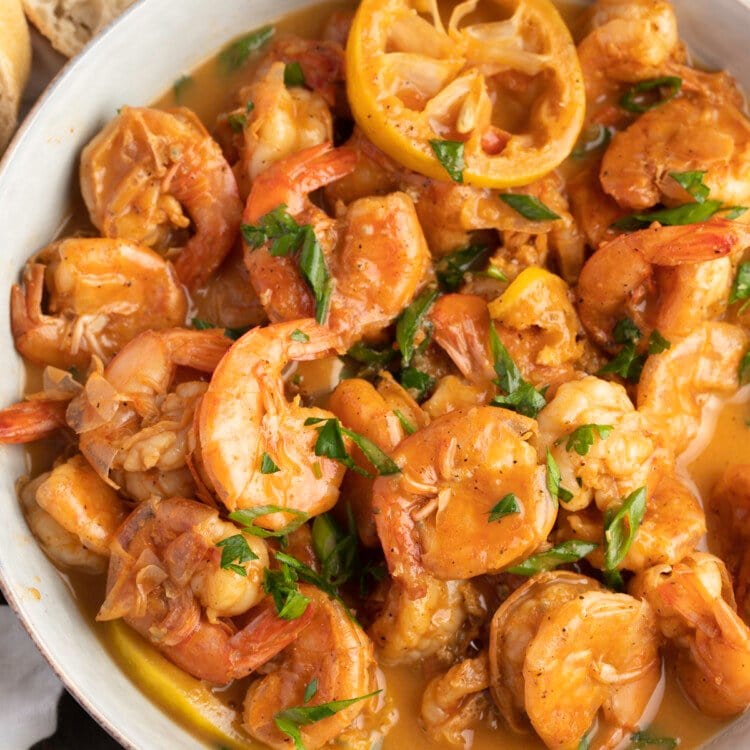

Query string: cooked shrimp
244 143 431 347
372 406 557 598
601 96 750 211
421 654 491 748
369 577 483 665
11 238 187 369
708 465 750 622
243 585 378 750
637 322 749 454
489 572 603 733
199 319 346 528
561 473 706 572
0 399 69 443
97 496 294 683
235 61 332 183
80 107 242 290
328 373 428 546
523 590 661 750
537 376 663 512
66 328 231 492
631 552 750 717
577 219 749 347
19 455 128 573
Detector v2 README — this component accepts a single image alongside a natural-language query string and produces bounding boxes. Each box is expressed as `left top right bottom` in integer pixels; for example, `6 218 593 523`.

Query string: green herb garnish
619 76 682 113
488 494 521 522
227 112 247 132
429 139 465 183
303 679 318 704
263 561 310 620
739 351 750 385
311 513 357 588
545 450 574 503
629 731 678 749
399 367 435 401
730 262 750 312
396 287 438 367
435 244 490 291
219 25 275 72
507 540 598 576
260 452 281 474
284 61 306 87
565 424 613 456
603 487 647 571
648 330 671 354
499 194 561 221
290 329 310 343
229 506 309 539
669 170 709 203
216 534 258 576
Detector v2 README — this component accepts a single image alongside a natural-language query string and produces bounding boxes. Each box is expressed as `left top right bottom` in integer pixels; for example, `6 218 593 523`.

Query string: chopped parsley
284 61 306 87
546 450 574 503
215 534 258 576
429 139 465 183
219 25 275 72
564 424 613 456
396 287 438 366
260 452 281 474
499 193 561 221
488 494 521 522
229 505 309 539
730 262 750 311
507 540 598 576
603 487 648 571
435 244 491 291
399 367 435 401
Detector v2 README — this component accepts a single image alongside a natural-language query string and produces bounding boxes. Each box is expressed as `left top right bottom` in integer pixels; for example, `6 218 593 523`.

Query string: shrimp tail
0 399 69 443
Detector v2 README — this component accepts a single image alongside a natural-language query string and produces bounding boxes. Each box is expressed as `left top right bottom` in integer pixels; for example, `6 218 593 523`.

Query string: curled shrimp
328 373 428 547
66 328 231 495
600 95 750 211
19 455 128 573
11 238 187 369
637 322 749 454
421 654 491 748
369 577 483 666
577 218 749 347
243 143 431 348
243 585 379 750
199 319 346 527
372 406 557 598
631 552 750 717
489 572 604 733
96 496 302 684
708 465 750 622
537 376 663 512
80 106 242 290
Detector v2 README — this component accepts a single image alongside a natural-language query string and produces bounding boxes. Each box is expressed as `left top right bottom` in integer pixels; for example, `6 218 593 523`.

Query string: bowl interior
1 0 749 748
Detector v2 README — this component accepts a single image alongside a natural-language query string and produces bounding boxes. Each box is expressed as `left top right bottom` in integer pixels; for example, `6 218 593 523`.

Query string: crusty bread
0 0 31 150
22 0 136 58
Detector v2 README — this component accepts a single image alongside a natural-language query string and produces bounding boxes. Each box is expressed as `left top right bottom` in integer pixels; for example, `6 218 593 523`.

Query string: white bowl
1 0 750 747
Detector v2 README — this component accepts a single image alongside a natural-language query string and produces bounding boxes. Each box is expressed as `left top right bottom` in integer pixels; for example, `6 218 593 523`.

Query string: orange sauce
19 1 750 748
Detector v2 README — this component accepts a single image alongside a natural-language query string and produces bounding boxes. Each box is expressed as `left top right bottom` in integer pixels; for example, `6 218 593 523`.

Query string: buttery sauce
20 1 750 748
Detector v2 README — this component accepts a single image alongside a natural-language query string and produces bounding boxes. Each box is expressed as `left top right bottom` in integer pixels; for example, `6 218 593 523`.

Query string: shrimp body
243 585 378 750
638 322 749 454
96 497 298 684
20 455 128 573
199 319 346 527
489 572 603 733
80 107 242 290
11 238 187 369
537 376 662 512
631 552 750 717
328 374 427 546
577 219 749 347
372 406 557 598
243 143 431 347
66 328 231 490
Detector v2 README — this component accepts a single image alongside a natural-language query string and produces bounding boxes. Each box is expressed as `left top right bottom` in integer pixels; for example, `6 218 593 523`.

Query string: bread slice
22 0 136 58
0 0 31 149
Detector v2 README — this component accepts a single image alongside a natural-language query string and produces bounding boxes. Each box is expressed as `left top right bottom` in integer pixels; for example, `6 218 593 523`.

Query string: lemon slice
347 0 585 188
105 620 251 749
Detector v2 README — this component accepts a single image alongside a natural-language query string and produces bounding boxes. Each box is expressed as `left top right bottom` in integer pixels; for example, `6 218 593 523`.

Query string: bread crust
22 0 136 58
0 0 31 149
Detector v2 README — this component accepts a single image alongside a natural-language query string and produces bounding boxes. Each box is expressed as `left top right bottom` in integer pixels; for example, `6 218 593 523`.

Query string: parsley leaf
499 194 561 221
229 506 309 539
603 487 648 571
227 112 247 132
172 75 193 104
219 25 275 72
435 244 490 291
629 731 678 749
614 317 642 345
730 262 750 310
305 418 400 477
669 170 709 203
347 342 396 375
647 330 671 354
311 513 358 588
565 424 613 456
260 452 280 474
619 76 682 113
284 61 306 87
399 367 435 401
303 679 318 704
274 690 381 748
598 343 645 382
488 494 520 522
215 534 258 576
507 540 598 575
396 287 438 366
299 226 333 324
489 325 547 418
290 329 310 343
546 450 574 503
429 139 465 183
739 351 750 385
263 562 310 620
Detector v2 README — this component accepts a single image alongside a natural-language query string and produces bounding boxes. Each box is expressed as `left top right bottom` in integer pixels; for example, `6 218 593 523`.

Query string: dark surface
0 592 123 750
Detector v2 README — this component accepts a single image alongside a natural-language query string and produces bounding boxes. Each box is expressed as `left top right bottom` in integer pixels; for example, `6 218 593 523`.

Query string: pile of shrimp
3 2 750 749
